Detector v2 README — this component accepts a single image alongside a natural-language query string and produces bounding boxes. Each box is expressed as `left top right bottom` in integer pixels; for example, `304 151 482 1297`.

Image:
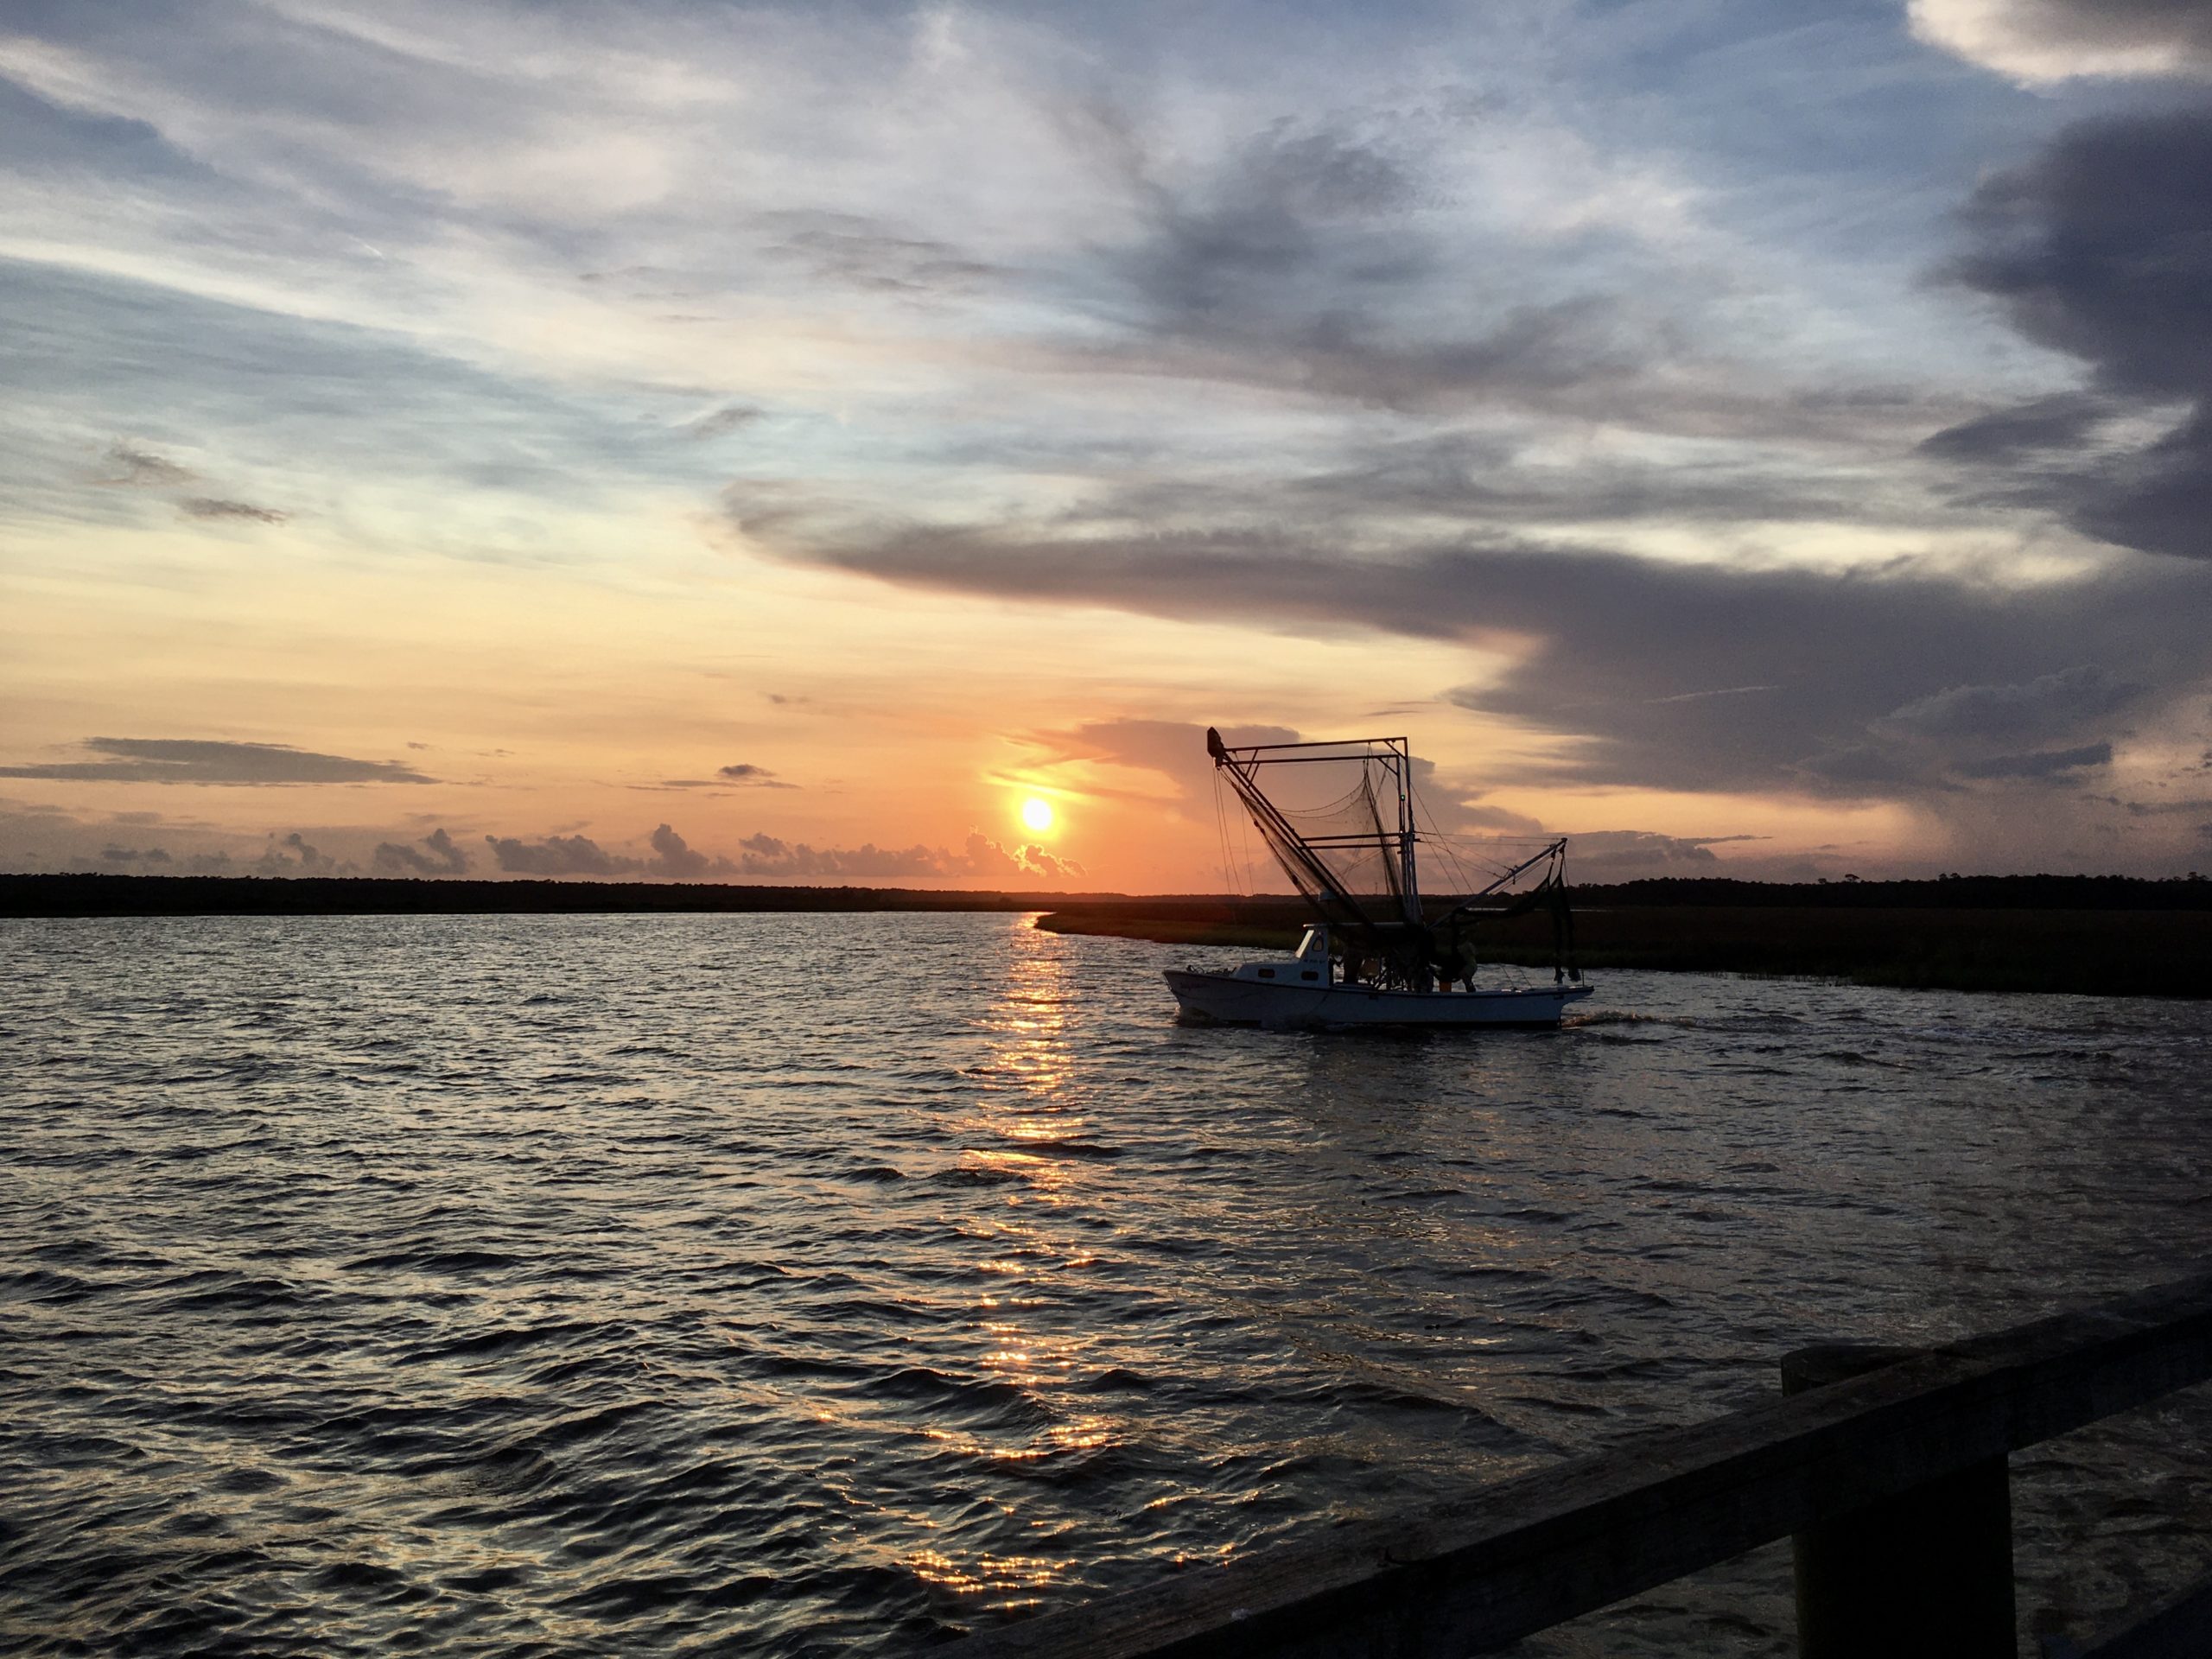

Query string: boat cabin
1230 924 1332 987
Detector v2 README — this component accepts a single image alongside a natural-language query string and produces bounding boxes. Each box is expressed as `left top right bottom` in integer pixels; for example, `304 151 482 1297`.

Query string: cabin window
1257 968 1275 979
1300 970 1318 981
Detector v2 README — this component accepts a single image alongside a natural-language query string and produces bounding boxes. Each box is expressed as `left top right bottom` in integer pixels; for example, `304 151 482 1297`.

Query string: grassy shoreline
6 874 2206 998
1034 904 2212 999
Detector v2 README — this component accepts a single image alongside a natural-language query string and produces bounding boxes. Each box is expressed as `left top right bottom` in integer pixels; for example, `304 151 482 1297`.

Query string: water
3 912 2208 1656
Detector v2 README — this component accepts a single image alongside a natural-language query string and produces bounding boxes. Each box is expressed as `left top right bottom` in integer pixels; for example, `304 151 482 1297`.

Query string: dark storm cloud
1953 741 2112 779
1872 664 2139 744
745 491 2212 798
372 826 470 874
0 737 435 785
1916 391 2113 462
1942 106 2212 559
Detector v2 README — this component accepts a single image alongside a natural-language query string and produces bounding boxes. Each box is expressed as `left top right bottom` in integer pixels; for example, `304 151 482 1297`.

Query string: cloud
0 737 436 785
1873 665 2139 745
478 823 741 879
1954 741 2112 779
1563 830 1743 882
1910 0 2212 82
647 822 728 877
97 442 195 487
716 762 791 785
372 826 470 874
741 487 2212 800
684 403 765 439
257 831 340 874
1943 107 2212 561
483 831 636 876
1021 719 1300 816
99 842 173 866
730 829 1077 881
180 495 288 523
1017 842 1084 880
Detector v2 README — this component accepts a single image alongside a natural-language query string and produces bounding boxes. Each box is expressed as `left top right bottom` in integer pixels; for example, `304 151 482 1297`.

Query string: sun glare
1020 797 1054 833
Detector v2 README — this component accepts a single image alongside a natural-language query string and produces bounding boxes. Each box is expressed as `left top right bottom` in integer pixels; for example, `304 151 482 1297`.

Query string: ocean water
3 911 2209 1656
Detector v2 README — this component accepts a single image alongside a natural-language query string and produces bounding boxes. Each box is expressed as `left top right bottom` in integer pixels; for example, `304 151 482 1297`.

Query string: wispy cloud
180 495 288 524
0 737 435 785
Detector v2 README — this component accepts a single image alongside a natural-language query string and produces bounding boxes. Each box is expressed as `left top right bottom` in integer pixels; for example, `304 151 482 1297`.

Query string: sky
3 0 2210 889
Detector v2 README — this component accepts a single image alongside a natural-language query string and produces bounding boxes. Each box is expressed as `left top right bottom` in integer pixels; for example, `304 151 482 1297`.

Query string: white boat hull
1164 969 1593 1029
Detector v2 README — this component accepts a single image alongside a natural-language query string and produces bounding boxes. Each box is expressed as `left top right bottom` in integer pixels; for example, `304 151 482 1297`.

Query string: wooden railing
942 1270 2212 1658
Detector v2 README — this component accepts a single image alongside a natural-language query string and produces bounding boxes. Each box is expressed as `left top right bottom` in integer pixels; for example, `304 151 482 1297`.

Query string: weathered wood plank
1783 1344 2013 1658
941 1270 2212 1659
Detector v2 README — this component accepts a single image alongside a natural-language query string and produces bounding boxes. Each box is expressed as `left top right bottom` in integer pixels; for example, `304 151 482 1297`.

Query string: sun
1020 797 1055 833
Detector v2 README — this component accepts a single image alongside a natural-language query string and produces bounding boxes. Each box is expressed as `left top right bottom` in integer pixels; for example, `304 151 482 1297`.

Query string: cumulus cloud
1910 0 2212 82
0 737 435 785
372 826 470 874
478 823 758 879
647 822 728 877
256 831 340 874
484 831 635 876
1562 830 1763 882
732 829 1079 881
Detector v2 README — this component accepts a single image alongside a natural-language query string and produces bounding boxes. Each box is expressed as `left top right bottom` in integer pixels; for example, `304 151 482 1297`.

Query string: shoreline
5 872 2208 997
1034 902 2212 1000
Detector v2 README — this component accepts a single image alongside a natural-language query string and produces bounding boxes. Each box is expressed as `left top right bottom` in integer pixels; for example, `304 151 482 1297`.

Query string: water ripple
1 913 2208 1656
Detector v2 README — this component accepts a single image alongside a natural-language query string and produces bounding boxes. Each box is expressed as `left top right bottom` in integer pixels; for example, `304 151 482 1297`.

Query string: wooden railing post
1784 1344 2016 1658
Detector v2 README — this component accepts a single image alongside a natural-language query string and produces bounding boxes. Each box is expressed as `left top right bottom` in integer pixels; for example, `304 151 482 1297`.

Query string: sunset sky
3 0 2209 888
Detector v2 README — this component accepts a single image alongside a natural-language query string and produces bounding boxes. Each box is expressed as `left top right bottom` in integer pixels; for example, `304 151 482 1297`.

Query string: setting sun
1020 798 1054 833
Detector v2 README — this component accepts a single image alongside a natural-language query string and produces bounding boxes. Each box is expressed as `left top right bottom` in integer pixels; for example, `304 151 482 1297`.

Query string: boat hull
1163 969 1593 1029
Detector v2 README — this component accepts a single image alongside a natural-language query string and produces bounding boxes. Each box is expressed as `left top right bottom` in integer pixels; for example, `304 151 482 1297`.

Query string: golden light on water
1020 797 1054 833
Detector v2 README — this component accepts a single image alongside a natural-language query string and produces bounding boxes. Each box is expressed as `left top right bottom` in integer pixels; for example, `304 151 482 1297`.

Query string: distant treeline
2 869 2206 919
1035 899 2212 1000
10 871 2209 995
0 873 1072 918
1575 874 2212 911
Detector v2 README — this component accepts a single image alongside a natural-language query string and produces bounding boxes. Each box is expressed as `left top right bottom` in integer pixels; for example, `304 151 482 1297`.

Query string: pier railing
942 1270 2212 1658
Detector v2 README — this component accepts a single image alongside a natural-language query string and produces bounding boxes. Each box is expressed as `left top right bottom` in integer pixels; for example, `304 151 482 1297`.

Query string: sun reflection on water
895 925 1131 1608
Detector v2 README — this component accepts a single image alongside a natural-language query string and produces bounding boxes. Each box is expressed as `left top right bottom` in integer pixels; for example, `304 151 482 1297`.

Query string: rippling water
4 912 2209 1656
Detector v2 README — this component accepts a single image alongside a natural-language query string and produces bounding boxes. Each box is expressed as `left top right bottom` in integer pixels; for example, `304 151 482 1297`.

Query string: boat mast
1389 736 1421 927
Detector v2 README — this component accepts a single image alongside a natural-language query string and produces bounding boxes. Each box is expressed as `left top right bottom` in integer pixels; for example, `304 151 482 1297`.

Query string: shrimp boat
1164 728 1593 1029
